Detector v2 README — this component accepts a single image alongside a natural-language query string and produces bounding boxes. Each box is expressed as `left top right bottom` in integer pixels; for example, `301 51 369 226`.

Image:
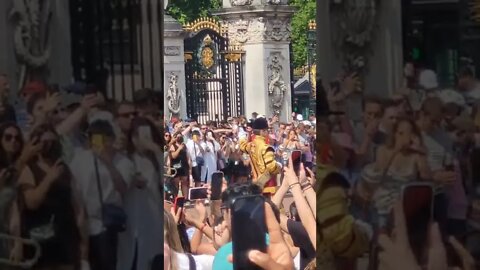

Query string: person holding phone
207 183 292 270
359 118 431 221
169 132 191 197
417 97 458 236
279 130 302 164
186 129 205 187
17 124 89 270
69 120 134 270
164 209 214 270
200 130 220 184
351 96 384 168
117 117 162 270
113 102 137 152
271 157 316 270
376 201 476 270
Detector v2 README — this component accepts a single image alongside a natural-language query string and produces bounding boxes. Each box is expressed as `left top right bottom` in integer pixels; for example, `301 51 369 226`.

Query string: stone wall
0 0 72 101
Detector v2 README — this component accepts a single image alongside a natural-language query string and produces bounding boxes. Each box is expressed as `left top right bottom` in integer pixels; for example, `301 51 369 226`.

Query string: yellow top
317 165 369 268
239 135 281 188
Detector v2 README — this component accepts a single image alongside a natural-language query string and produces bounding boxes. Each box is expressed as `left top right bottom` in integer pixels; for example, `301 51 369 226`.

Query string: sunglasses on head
3 134 20 142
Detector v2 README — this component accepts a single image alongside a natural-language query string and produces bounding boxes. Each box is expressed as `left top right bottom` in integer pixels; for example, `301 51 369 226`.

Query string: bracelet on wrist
289 182 301 189
302 185 313 192
301 182 311 189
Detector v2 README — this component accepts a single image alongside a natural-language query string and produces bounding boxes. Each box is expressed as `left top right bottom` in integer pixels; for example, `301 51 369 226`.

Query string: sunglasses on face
3 134 20 142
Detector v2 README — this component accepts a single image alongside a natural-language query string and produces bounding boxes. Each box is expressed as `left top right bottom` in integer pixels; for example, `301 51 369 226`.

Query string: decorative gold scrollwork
225 53 242 62
183 17 225 35
200 35 215 69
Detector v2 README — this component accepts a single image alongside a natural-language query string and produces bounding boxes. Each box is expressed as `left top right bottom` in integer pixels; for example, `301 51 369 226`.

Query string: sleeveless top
21 160 79 264
366 155 419 214
171 144 189 168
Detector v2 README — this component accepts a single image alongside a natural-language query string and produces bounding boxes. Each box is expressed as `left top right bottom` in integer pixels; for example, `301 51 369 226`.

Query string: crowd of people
163 112 317 270
3 57 480 270
316 64 480 269
0 75 163 270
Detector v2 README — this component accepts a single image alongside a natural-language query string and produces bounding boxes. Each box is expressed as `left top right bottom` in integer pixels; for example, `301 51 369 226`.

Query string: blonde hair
164 209 183 270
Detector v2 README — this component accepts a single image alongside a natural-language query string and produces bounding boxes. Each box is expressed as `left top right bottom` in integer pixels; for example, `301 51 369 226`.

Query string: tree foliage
166 0 222 25
167 0 315 68
290 0 316 68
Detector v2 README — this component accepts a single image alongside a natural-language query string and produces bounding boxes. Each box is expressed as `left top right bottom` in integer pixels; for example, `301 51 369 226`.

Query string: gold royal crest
201 35 214 69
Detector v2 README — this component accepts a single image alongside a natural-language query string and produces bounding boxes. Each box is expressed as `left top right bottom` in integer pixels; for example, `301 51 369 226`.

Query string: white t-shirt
69 148 134 235
175 252 214 270
186 139 204 167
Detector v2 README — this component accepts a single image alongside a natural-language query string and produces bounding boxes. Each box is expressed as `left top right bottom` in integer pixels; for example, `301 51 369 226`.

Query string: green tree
290 0 316 68
166 0 222 25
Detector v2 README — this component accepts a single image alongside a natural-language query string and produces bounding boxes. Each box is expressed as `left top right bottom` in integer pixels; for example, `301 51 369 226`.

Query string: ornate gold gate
184 18 244 124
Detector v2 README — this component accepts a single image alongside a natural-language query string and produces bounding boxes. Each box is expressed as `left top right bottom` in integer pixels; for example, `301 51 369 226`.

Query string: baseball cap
419 69 438 90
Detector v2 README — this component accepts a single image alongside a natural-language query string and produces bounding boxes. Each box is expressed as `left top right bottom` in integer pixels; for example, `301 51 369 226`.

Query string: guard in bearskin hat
239 117 282 191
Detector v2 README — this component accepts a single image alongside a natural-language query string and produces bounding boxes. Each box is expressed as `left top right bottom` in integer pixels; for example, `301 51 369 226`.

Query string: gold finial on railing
183 17 221 34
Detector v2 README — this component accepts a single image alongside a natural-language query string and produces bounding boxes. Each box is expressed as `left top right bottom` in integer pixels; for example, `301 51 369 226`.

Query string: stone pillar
216 0 295 122
317 1 403 121
163 15 187 120
0 0 17 95
364 0 403 98
0 0 72 101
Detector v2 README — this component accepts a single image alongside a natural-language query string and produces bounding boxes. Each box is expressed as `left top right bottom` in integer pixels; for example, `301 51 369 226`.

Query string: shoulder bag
94 157 127 233
194 142 205 167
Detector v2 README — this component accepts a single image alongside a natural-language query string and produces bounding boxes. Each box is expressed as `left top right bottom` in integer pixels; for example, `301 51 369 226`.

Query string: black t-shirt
287 219 315 270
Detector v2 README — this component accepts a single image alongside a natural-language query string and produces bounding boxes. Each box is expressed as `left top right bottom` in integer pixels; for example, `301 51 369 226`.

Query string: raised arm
284 159 316 247
56 94 98 136
20 162 63 210
169 144 184 160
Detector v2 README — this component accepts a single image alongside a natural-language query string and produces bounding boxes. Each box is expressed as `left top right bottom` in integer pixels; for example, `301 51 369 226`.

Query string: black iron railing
184 25 244 124
70 0 164 101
